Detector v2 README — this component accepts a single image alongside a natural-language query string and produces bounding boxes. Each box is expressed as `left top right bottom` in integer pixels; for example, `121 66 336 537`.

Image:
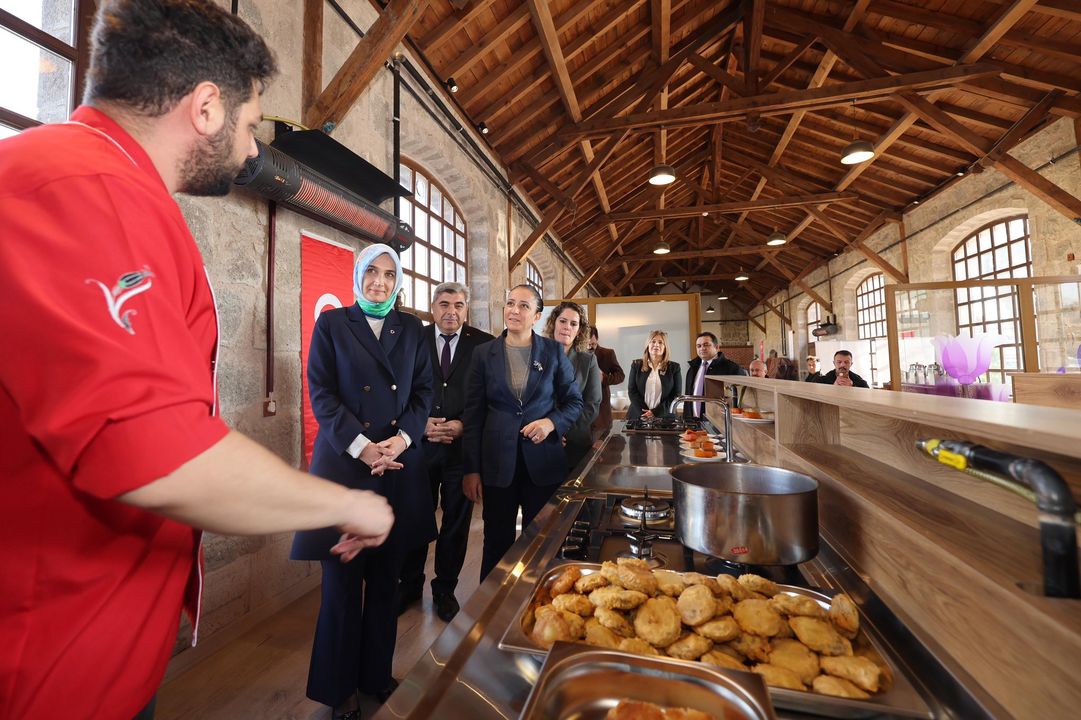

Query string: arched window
951 215 1032 384
1 2 92 136
525 259 544 297
397 160 468 318
856 274 887 386
805 301 823 343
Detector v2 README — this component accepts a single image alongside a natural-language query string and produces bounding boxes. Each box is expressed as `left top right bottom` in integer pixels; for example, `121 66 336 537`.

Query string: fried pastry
634 596 683 647
682 572 722 596
665 631 713 660
550 566 582 595
575 572 610 594
769 593 826 618
700 649 748 671
693 615 741 643
738 574 780 597
714 574 753 601
789 616 853 657
820 655 881 693
600 560 624 587
595 606 635 637
663 708 715 720
559 610 586 639
584 617 622 649
752 663 806 691
654 569 687 597
677 584 717 626
590 586 648 610
617 557 659 595
812 675 871 699
829 593 859 639
725 633 772 663
733 599 785 637
768 638 820 686
552 592 594 617
618 637 660 656
531 606 573 648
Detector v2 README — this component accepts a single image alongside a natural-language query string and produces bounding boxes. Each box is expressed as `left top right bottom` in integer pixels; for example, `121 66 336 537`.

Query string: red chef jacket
0 107 229 719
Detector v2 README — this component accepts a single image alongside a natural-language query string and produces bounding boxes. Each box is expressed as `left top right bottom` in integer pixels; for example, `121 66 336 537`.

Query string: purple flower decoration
932 332 1008 385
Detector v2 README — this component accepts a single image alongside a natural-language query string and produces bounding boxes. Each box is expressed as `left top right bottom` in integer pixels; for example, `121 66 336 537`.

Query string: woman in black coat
626 329 683 419
543 301 602 472
291 244 435 720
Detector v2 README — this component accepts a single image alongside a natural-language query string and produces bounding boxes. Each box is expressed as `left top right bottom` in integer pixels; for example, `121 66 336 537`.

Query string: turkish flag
300 233 355 467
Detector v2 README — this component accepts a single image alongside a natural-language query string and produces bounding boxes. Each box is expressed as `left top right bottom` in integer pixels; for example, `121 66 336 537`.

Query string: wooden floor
156 505 487 720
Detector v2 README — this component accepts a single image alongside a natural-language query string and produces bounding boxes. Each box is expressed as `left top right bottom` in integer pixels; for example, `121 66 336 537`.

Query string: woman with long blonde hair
626 330 682 419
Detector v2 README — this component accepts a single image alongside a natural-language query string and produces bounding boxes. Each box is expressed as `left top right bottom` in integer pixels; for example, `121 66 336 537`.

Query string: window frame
0 1 95 134
525 259 543 298
950 215 1032 385
396 158 468 321
856 273 887 386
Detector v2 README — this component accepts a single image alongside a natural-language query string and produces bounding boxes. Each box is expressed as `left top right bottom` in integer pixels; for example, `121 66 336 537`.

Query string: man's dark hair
696 331 718 344
84 0 277 115
589 326 599 339
834 350 853 359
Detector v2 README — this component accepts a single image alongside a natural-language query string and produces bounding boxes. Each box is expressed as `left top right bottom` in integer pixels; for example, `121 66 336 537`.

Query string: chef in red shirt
0 2 395 719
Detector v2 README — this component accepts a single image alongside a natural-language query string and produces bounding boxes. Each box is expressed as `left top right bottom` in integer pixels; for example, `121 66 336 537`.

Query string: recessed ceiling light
648 164 676 186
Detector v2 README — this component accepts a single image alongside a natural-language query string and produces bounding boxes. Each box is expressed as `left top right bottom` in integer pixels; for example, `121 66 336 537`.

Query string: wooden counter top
703 376 1081 720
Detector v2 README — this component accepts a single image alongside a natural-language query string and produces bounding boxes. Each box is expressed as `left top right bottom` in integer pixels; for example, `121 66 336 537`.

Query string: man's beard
178 116 241 197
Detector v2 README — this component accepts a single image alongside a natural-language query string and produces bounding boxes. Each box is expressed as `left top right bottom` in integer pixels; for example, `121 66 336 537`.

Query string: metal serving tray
518 641 777 720
500 562 933 719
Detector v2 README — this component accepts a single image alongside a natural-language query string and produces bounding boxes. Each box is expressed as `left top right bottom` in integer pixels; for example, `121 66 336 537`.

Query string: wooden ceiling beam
605 192 858 221
440 4 530 80
419 0 497 56
795 279 832 312
563 63 997 139
305 0 429 130
301 0 323 114
742 0 765 95
759 35 817 89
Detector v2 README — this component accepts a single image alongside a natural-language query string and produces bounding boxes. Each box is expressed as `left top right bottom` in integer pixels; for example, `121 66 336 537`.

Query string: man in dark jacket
398 282 493 622
588 327 625 440
814 350 870 388
684 331 745 418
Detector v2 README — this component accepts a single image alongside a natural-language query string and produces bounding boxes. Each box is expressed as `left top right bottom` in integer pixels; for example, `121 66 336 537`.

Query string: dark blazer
291 305 436 560
814 369 870 388
684 353 745 417
626 359 683 419
565 349 601 450
463 332 584 488
424 324 494 466
590 345 625 436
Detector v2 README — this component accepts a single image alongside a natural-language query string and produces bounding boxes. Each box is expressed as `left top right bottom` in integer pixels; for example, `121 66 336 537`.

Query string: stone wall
746 117 1081 381
168 0 587 663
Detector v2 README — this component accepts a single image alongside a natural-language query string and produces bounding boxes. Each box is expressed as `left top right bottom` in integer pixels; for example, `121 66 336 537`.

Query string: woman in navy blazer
626 329 683 419
291 245 434 720
463 285 583 581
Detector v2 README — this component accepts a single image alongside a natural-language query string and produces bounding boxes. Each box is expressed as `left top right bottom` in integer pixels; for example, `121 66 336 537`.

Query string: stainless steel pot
671 463 818 565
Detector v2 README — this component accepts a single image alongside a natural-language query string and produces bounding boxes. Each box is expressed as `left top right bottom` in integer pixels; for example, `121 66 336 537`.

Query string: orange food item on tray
730 407 743 415
694 448 716 458
700 441 714 451
681 430 697 441
743 410 762 419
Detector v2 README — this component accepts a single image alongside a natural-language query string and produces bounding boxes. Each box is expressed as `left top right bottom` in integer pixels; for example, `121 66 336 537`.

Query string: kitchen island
375 413 1037 720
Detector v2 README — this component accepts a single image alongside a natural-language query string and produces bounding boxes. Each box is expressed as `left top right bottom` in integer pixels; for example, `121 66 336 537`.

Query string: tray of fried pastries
517 640 777 720
500 561 932 719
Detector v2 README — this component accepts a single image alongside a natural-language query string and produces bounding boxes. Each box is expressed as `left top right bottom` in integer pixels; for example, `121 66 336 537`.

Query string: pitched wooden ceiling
401 0 1081 305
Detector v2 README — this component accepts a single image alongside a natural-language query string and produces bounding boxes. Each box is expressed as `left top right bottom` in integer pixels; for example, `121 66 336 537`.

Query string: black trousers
479 445 558 581
306 548 402 707
400 448 473 597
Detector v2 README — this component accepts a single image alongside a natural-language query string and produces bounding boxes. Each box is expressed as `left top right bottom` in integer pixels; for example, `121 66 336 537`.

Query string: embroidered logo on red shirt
86 267 155 334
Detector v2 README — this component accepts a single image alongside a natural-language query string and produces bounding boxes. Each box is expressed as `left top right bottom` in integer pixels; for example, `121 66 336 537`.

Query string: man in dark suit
684 331 745 418
588 327 625 440
399 282 493 622
814 349 871 388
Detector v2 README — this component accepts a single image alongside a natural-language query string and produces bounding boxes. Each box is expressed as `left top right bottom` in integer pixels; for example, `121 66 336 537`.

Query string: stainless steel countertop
375 425 1009 720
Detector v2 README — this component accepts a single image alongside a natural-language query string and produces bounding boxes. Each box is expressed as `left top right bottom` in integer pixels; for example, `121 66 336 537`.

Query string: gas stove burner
623 417 701 435
619 496 672 522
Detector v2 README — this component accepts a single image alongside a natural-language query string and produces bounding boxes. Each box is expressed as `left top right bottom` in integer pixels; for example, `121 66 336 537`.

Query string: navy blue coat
291 305 436 560
463 332 583 488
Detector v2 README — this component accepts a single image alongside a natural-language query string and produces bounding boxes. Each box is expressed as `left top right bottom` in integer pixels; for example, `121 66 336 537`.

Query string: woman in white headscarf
291 244 435 720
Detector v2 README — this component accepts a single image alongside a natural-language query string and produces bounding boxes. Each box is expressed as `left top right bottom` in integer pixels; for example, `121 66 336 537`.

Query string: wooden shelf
702 376 1081 720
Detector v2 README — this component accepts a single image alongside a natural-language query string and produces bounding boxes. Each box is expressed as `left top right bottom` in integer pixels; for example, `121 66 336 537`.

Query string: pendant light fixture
840 99 874 165
653 240 671 255
648 163 676 186
735 268 749 282
705 304 716 314
766 229 787 246
718 290 729 300
654 274 667 286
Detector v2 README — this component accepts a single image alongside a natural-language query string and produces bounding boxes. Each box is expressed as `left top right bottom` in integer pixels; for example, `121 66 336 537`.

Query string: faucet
917 438 1079 598
669 395 735 463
